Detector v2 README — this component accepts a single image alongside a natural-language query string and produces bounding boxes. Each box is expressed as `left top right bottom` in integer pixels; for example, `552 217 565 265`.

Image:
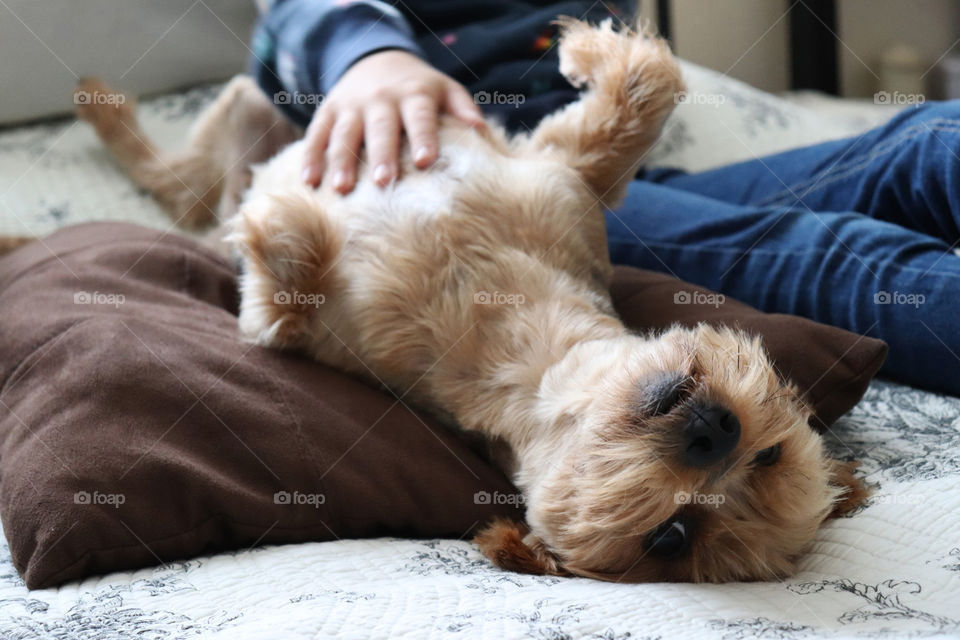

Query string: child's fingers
364 102 400 187
444 84 486 129
400 94 439 169
324 111 364 194
302 109 334 187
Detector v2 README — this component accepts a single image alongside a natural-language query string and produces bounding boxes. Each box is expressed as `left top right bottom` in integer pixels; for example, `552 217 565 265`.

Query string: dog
62 17 868 582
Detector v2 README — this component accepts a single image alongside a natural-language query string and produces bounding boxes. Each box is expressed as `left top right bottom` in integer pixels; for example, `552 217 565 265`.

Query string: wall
0 0 256 125
669 0 791 93
643 0 959 97
837 0 958 97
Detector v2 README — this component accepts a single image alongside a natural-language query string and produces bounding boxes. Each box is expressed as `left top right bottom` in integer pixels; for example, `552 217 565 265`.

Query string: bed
0 61 958 640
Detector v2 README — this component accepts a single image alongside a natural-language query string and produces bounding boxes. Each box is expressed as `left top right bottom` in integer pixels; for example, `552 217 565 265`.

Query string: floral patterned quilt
0 64 957 639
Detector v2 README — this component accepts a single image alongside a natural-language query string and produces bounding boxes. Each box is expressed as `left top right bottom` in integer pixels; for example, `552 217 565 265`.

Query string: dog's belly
341 144 479 227
328 146 525 396
252 126 488 218
244 128 606 402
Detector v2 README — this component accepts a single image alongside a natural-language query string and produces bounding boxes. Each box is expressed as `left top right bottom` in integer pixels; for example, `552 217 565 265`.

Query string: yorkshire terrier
61 18 868 582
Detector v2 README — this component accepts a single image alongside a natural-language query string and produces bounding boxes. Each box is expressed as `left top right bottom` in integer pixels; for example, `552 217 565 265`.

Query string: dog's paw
474 518 567 576
554 17 604 89
828 460 873 517
74 77 136 136
230 189 342 349
555 17 681 95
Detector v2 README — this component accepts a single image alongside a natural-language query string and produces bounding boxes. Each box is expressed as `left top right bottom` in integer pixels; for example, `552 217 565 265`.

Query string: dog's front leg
525 18 684 208
228 189 342 350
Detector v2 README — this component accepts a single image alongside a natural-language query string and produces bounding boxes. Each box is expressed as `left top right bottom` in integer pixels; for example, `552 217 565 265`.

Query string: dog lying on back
71 18 866 582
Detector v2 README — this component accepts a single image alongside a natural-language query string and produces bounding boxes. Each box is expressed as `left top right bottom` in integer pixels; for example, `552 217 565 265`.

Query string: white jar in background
878 45 925 98
929 54 960 100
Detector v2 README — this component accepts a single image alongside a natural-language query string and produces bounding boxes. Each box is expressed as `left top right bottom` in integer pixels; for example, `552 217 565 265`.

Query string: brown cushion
0 223 524 589
0 223 886 589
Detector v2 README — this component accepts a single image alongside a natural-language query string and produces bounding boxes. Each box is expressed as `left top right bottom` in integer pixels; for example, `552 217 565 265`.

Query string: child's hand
302 50 486 193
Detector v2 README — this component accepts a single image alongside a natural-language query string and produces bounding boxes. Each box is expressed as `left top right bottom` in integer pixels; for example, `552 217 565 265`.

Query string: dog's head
476 324 867 582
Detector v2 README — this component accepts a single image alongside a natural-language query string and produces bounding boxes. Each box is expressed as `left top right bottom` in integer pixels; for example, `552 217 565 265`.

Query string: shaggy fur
63 18 867 582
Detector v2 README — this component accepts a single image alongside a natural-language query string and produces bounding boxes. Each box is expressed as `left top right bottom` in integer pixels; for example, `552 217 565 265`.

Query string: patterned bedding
0 64 957 639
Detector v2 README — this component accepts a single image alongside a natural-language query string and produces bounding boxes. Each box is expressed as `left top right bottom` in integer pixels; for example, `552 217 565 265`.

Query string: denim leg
607 180 960 394
643 101 960 244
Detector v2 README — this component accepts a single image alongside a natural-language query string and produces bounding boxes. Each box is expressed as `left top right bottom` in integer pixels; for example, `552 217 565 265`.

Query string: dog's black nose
682 404 740 468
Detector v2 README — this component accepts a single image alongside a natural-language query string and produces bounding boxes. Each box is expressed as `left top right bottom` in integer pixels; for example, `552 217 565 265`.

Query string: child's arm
251 0 485 193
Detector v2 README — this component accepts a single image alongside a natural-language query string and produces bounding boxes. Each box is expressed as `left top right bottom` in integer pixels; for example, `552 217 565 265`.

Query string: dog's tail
525 18 684 207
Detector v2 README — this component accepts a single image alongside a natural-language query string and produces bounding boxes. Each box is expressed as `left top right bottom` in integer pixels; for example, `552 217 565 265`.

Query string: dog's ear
474 518 567 576
827 460 872 518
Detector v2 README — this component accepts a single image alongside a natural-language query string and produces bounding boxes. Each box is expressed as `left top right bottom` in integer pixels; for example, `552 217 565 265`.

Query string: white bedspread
1 64 957 640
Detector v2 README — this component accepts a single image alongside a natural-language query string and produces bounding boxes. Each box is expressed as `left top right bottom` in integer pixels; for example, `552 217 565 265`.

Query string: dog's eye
753 443 782 466
649 376 690 416
644 519 689 559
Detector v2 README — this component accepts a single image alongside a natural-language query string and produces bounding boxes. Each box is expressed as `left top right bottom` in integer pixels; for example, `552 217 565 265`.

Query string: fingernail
414 147 431 165
333 170 347 189
373 164 391 185
302 166 318 186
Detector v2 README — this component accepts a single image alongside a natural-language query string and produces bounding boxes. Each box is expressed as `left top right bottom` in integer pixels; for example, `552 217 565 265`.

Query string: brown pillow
0 223 524 589
0 223 886 589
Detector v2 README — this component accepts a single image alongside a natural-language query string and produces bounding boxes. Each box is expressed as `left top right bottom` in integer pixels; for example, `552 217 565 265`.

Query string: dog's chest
337 143 486 229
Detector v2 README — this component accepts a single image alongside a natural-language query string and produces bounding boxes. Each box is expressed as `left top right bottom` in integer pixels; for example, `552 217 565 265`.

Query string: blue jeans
608 101 960 395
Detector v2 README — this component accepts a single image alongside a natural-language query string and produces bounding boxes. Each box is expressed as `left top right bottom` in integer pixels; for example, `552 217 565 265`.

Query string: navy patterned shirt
250 0 633 131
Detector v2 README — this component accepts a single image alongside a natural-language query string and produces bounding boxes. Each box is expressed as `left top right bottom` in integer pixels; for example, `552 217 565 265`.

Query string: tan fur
74 76 300 229
828 461 873 517
75 18 868 582
473 518 568 576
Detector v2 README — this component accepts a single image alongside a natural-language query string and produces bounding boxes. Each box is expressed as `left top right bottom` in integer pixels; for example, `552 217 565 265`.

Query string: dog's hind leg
525 18 684 208
75 76 300 229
